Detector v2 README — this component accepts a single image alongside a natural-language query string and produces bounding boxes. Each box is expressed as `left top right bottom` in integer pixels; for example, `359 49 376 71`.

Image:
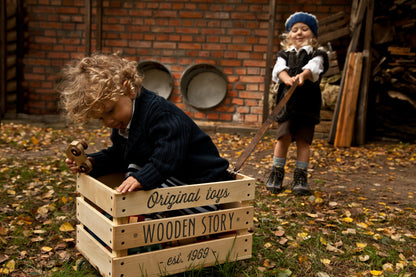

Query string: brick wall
21 0 351 124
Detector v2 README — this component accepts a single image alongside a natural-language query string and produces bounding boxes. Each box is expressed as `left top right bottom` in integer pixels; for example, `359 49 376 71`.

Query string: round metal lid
137 61 173 99
180 64 227 109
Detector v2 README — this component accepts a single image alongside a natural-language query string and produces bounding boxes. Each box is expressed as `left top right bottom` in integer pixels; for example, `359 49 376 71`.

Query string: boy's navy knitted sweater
88 88 230 190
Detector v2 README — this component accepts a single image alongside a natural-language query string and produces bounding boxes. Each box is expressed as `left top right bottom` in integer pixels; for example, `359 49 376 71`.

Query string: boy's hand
65 158 81 174
117 176 144 193
65 157 94 174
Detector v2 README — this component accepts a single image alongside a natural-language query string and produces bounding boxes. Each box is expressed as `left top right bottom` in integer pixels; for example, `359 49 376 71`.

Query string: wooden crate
75 172 255 277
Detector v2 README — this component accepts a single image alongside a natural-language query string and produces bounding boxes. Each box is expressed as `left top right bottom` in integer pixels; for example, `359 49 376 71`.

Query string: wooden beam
16 0 24 112
355 0 374 145
0 0 6 118
85 0 92 56
263 0 277 123
96 0 103 51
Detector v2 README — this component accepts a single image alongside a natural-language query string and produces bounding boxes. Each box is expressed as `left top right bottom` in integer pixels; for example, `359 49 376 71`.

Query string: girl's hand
117 176 144 193
295 69 312 86
278 71 296 87
65 158 80 174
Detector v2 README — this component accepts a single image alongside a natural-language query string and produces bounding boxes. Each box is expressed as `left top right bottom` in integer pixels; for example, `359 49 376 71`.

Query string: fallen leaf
274 230 285 236
59 222 75 232
382 263 394 272
41 246 53 252
0 259 15 274
356 242 367 248
326 243 344 253
320 259 331 266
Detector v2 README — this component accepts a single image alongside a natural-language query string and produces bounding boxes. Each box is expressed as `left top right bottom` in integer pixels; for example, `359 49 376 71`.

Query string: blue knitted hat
285 12 319 38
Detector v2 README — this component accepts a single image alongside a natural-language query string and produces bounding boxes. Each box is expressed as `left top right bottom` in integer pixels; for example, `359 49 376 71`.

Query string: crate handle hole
121 229 125 233
122 196 126 200
121 242 125 245
122 209 126 212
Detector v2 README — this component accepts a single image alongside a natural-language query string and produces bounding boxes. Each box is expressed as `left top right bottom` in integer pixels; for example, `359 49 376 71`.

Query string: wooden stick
233 80 299 172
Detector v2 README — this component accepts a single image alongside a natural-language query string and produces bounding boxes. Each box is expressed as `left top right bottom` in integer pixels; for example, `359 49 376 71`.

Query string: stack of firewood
370 0 416 141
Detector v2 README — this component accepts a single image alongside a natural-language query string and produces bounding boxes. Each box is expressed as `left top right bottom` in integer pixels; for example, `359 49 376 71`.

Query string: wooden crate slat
77 197 114 247
77 174 116 216
112 206 253 250
77 225 114 277
77 173 255 217
114 177 255 216
112 233 252 277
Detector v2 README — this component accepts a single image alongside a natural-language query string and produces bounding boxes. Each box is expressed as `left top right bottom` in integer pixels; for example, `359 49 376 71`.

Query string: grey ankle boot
266 166 284 194
292 168 310 195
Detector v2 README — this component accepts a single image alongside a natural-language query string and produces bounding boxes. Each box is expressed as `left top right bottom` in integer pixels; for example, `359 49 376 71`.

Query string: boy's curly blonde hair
57 53 143 123
279 32 319 51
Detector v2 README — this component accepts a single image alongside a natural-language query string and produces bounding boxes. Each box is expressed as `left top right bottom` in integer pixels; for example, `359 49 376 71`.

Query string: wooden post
0 0 6 119
16 0 24 113
85 0 92 56
263 0 277 123
355 0 374 145
96 0 103 51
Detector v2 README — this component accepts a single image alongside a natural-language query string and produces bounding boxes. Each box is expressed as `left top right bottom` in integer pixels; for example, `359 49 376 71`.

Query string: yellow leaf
370 270 383 276
356 242 367 248
373 234 382 240
356 222 368 229
320 237 327 245
320 258 331 265
62 196 68 204
297 232 311 240
41 246 53 252
343 217 353 223
264 242 272 249
0 260 15 274
59 222 75 232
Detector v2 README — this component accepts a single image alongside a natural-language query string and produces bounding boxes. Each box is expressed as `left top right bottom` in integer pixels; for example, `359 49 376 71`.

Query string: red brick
179 11 204 19
240 91 263 100
178 43 202 50
207 113 220 120
220 113 232 121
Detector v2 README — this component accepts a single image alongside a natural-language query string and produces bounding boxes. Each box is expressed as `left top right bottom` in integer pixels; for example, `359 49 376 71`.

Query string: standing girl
266 12 329 195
